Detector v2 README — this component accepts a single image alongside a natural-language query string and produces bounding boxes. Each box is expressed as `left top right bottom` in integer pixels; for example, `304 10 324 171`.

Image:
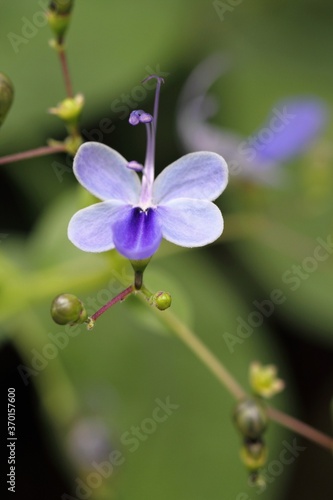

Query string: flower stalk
0 144 67 166
89 285 135 324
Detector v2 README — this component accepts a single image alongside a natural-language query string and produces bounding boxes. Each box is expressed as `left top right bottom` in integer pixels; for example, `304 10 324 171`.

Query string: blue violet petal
112 207 162 260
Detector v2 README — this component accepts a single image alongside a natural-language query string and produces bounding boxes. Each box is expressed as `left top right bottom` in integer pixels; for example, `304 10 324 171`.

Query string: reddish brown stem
58 48 73 98
267 406 333 451
0 145 67 166
91 286 134 322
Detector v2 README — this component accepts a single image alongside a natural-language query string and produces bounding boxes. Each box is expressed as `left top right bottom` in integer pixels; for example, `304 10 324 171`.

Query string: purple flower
68 77 228 261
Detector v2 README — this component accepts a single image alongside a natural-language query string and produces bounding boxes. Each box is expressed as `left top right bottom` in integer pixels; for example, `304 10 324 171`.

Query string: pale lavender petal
153 152 228 204
157 198 223 247
68 201 127 252
73 142 141 203
112 207 162 260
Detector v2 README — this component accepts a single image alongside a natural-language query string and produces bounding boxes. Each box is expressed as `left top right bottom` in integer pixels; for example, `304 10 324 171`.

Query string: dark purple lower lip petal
112 207 162 260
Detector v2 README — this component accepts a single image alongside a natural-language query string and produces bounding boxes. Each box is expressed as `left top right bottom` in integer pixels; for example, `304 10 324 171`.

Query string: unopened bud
150 291 172 311
47 0 74 41
51 293 88 325
49 94 84 123
0 73 14 128
233 398 268 440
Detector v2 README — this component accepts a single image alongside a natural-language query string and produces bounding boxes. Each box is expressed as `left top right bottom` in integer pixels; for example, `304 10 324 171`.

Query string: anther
129 110 153 126
127 160 144 172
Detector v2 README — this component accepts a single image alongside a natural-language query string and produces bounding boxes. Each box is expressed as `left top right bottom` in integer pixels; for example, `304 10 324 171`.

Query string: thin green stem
0 145 66 166
154 306 246 400
140 285 153 299
147 303 333 451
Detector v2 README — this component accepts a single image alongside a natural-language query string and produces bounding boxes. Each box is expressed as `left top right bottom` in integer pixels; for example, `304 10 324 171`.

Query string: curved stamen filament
138 75 165 207
140 121 154 206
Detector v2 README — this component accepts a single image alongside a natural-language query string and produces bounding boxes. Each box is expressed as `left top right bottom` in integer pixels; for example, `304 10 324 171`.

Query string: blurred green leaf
228 156 333 345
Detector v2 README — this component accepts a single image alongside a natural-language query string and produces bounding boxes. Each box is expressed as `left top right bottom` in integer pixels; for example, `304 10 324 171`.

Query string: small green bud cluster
233 398 269 487
0 73 14 128
48 94 84 155
250 362 285 399
49 94 83 123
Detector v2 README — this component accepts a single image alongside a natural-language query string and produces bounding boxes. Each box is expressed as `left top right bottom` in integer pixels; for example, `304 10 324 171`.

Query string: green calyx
48 133 83 156
130 258 152 290
51 293 88 325
130 258 152 274
0 73 14 128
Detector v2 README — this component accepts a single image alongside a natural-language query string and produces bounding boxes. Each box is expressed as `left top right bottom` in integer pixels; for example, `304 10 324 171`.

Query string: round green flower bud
150 291 172 311
0 73 14 128
233 398 268 440
51 293 87 325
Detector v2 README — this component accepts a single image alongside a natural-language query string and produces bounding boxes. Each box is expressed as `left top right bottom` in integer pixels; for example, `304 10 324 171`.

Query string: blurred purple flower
68 77 228 261
252 99 327 164
177 53 328 184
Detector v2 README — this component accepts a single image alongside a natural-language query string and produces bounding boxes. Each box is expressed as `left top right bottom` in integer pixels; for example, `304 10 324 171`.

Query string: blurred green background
1 0 333 499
